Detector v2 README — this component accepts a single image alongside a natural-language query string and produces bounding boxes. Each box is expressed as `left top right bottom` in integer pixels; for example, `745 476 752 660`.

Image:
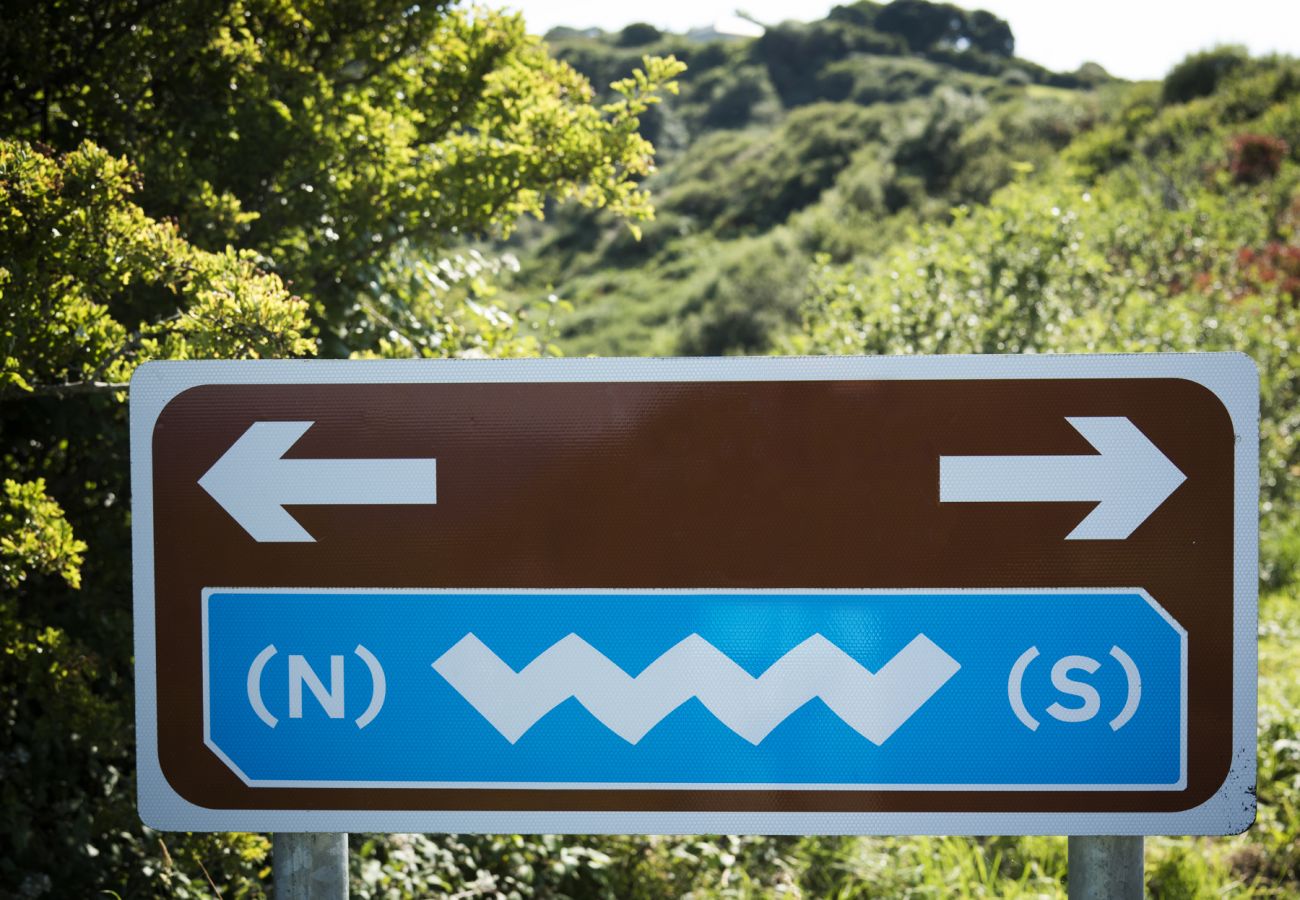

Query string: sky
505 0 1300 82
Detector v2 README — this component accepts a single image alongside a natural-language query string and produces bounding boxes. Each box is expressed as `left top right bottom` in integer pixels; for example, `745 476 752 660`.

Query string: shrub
1236 240 1300 301
1228 133 1290 183
617 23 663 48
1162 46 1250 105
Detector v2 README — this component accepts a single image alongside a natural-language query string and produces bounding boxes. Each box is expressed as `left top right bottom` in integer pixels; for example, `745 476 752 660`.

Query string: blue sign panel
204 589 1185 790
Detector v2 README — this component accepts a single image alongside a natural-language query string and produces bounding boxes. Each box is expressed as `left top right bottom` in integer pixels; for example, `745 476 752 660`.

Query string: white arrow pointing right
939 416 1186 540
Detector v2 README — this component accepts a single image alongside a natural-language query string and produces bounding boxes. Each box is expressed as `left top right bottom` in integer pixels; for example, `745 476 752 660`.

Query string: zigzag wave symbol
432 633 960 746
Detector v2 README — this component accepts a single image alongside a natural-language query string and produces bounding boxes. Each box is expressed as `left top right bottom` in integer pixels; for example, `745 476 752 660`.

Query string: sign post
273 832 347 900
1068 835 1144 898
131 355 1257 868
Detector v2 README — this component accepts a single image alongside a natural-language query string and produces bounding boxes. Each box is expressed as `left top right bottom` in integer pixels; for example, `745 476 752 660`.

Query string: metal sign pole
273 832 348 900
1068 835 1143 899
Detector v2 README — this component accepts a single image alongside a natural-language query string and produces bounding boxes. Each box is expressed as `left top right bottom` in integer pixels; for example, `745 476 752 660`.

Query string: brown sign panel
131 355 1256 834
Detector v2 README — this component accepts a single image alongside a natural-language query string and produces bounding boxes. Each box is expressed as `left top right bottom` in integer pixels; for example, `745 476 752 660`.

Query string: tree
1161 45 1249 105
873 0 1013 56
0 3 681 895
0 0 683 351
1 141 314 399
967 10 1013 56
618 22 664 47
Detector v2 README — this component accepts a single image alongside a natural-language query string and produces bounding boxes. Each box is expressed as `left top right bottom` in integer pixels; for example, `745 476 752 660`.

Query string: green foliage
231 38 1300 900
1 479 86 589
1163 46 1251 105
1146 846 1220 899
1 608 127 896
0 133 308 896
0 139 315 399
0 1 682 353
676 233 807 355
0 3 681 897
875 0 1015 56
0 136 300 900
755 16 909 107
347 831 1072 898
349 248 573 360
520 4 1106 357
617 23 664 48
351 833 781 898
718 102 895 231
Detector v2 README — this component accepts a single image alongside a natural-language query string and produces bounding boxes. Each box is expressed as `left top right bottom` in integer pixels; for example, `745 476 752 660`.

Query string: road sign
131 354 1257 834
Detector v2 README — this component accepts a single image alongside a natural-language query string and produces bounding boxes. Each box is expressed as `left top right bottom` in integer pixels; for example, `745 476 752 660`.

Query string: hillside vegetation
495 0 1113 355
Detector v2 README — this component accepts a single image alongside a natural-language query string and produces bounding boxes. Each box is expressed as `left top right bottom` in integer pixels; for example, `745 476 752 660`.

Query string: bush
1228 133 1290 183
1146 847 1217 899
876 0 1013 56
677 234 806 355
617 23 663 48
1162 46 1250 105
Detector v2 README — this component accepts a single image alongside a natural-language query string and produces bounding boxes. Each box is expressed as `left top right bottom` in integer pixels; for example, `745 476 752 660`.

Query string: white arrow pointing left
198 421 437 542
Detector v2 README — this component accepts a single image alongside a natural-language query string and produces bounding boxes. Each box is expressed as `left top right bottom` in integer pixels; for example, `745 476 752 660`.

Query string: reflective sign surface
131 354 1257 834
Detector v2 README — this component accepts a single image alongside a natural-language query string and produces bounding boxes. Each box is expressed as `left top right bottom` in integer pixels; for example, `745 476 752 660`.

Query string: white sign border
130 352 1258 834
